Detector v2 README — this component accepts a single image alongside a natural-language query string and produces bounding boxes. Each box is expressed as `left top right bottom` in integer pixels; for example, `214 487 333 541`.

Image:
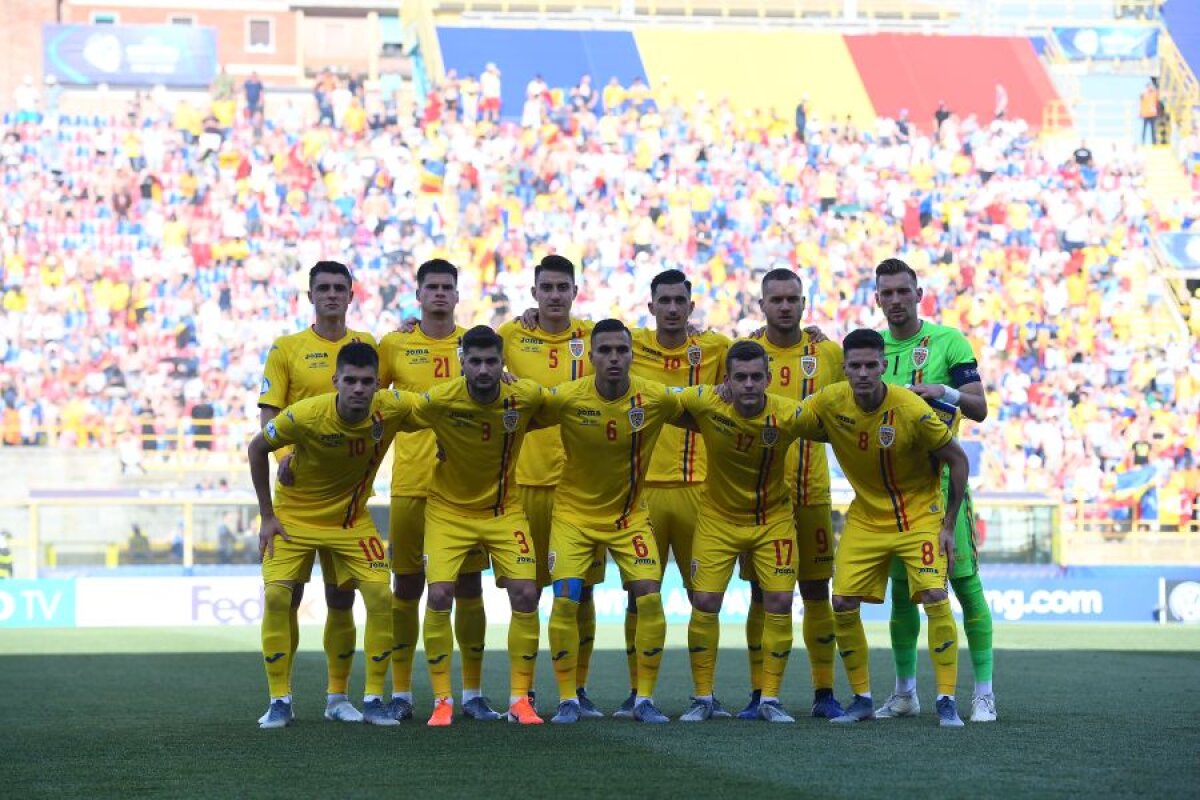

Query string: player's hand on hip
500 370 518 385
259 516 291 562
519 307 539 330
397 317 419 334
686 322 708 336
908 383 944 401
276 453 295 486
803 325 828 343
938 524 956 574
715 381 733 404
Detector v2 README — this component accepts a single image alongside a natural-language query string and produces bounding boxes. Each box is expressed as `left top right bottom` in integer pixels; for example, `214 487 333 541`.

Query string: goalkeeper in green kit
873 258 997 723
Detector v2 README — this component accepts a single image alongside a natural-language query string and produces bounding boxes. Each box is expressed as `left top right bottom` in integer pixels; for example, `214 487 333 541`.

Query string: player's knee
358 581 392 613
920 588 949 605
832 595 860 613
427 582 455 611
393 572 425 600
507 580 538 613
553 578 584 602
691 591 722 613
455 571 483 598
289 582 305 609
626 579 660 599
264 582 294 613
749 581 764 604
763 591 794 614
797 579 829 602
325 583 355 610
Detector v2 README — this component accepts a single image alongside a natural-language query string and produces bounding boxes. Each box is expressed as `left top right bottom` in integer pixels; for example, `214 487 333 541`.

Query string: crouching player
248 342 413 729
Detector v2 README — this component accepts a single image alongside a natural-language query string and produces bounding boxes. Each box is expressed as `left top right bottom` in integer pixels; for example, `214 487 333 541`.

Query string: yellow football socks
634 593 666 699
745 599 765 691
423 607 454 700
508 610 540 698
576 598 596 690
391 597 419 695
323 606 356 696
455 595 486 693
262 583 294 698
803 599 836 691
761 612 794 699
834 607 871 696
549 597 580 702
687 610 720 697
925 599 960 697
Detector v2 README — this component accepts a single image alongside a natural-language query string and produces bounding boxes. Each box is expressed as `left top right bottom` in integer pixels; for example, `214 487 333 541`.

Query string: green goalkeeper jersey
881 320 980 435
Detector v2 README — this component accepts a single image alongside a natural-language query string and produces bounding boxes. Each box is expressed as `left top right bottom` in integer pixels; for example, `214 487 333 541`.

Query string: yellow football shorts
262 521 391 588
295 548 339 585
423 502 537 585
390 496 487 577
832 522 948 603
644 484 702 588
520 485 605 587
693 515 797 595
549 514 660 586
794 503 835 582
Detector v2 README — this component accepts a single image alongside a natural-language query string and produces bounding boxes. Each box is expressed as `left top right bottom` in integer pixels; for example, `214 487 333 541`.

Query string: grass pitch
2 623 1198 798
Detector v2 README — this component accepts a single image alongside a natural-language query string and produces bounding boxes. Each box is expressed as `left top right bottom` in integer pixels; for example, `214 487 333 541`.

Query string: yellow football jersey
262 390 416 530
747 331 844 506
409 377 544 518
378 324 466 497
536 375 681 530
258 326 378 409
679 387 805 526
498 318 594 487
631 328 730 485
794 383 954 534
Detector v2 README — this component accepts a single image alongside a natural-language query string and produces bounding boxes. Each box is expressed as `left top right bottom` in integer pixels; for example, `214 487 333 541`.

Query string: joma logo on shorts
919 567 938 574
516 556 534 564
773 567 795 576
368 560 388 570
634 558 655 566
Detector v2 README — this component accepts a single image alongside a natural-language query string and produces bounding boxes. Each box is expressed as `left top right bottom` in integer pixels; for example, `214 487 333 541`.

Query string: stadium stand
0 17 1196 554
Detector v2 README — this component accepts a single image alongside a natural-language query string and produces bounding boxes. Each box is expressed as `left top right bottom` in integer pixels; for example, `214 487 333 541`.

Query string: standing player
677 341 807 723
378 259 494 721
874 257 997 723
793 329 971 728
497 255 604 715
258 260 375 723
405 326 546 727
740 268 846 720
618 269 731 718
249 342 412 729
538 319 680 725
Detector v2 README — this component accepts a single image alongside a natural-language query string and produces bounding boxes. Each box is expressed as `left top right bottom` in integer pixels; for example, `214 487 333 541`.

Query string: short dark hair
651 269 692 297
417 258 458 287
309 260 353 288
874 258 918 284
461 325 502 355
842 328 886 356
760 268 802 295
336 341 379 371
534 254 576 283
725 340 769 374
590 318 631 344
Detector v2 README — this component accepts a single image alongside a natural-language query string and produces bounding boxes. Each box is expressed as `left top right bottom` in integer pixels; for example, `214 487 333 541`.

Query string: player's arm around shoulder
530 381 564 428
258 338 292 410
377 331 402 388
788 388 829 442
670 384 707 431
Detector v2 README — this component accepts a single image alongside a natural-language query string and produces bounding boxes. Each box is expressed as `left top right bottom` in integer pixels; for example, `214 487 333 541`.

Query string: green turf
2 624 1198 798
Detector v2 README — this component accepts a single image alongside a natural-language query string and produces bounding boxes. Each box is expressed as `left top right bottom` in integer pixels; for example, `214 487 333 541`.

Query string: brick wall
0 0 58 101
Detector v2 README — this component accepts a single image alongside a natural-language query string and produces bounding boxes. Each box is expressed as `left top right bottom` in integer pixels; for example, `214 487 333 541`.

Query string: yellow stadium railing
1158 28 1200 154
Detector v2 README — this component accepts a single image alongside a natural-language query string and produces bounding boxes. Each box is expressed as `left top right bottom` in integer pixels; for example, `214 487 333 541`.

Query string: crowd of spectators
0 69 1197 524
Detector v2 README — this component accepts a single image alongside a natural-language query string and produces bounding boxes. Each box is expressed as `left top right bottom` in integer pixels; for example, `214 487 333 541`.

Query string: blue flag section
1156 233 1200 274
43 24 219 87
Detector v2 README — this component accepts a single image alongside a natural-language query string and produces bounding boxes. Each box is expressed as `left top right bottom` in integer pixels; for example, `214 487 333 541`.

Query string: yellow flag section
634 29 875 123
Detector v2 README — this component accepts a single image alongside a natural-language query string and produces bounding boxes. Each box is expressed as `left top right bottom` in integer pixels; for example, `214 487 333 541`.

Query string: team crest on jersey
502 409 520 433
800 355 818 378
628 407 645 431
761 426 779 447
371 416 384 443
568 338 585 359
259 377 271 395
878 425 896 448
912 347 929 369
687 345 702 367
